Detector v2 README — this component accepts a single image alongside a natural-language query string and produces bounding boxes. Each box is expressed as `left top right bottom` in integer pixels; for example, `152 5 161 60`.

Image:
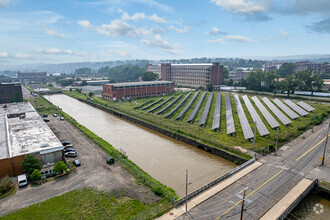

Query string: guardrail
174 157 256 207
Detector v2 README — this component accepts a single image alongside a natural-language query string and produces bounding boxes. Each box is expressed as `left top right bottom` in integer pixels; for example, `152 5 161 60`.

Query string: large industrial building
102 81 174 100
0 83 23 104
0 102 64 178
146 63 224 88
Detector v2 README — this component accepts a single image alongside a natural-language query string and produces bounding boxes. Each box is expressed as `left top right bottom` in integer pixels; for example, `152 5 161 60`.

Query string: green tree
88 91 94 97
223 67 229 79
75 67 93 75
277 63 296 77
21 155 41 175
30 169 42 181
53 161 68 173
207 84 213 91
142 71 159 81
75 77 81 81
0 176 13 195
81 80 88 86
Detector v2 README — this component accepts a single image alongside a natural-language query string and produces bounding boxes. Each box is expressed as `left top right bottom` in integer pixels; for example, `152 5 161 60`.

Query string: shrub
21 155 41 175
0 176 13 194
30 169 42 181
53 161 68 173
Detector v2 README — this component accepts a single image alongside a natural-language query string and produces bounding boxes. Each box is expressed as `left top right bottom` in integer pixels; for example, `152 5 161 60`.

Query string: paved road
0 115 159 217
177 121 330 220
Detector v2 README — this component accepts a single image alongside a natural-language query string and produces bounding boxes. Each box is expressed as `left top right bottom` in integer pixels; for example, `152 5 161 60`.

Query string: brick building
102 81 174 100
0 83 23 104
146 63 224 88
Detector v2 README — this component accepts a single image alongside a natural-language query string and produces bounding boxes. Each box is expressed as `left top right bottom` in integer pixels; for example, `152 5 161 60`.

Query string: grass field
1 188 166 220
64 90 330 156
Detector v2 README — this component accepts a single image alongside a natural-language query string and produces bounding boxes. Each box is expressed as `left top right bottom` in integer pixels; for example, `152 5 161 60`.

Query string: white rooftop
0 102 63 159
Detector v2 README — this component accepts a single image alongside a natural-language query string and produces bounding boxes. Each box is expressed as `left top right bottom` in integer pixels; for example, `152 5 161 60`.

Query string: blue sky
0 0 330 65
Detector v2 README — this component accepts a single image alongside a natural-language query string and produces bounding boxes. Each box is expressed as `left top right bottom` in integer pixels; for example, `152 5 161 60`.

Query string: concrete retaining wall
77 98 247 165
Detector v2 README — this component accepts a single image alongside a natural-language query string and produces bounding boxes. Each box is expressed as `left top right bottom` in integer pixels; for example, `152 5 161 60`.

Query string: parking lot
0 115 159 217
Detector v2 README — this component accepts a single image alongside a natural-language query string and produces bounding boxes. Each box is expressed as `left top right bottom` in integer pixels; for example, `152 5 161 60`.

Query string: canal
46 94 237 197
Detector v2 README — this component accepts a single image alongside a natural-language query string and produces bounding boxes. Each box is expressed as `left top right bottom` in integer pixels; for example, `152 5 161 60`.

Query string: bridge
159 122 329 220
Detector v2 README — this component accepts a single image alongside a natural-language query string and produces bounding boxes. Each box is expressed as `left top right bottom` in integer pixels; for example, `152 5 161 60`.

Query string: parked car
53 114 57 117
64 151 77 157
60 117 65 121
64 144 74 148
63 147 75 153
18 174 28 188
73 160 81 167
62 141 70 146
43 114 48 117
106 157 114 165
43 119 50 122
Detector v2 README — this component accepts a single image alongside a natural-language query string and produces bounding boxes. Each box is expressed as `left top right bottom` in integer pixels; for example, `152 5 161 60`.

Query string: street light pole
321 124 330 166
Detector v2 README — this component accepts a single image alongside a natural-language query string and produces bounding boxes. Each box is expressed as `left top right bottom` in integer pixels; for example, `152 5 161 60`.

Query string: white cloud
134 0 173 13
148 14 166 23
207 27 227 35
207 38 225 44
0 0 10 8
15 53 32 58
78 20 94 29
35 48 74 55
119 10 167 23
211 0 270 15
30 11 64 24
280 30 289 39
36 23 66 38
225 35 256 42
0 52 8 57
141 34 180 54
169 26 188 34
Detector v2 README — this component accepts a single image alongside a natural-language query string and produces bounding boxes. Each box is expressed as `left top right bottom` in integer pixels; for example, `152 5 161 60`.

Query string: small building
0 102 63 178
87 80 110 85
0 83 23 104
102 81 174 100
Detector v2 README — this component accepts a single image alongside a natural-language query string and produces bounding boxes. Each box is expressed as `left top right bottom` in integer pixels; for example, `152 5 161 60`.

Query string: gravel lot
0 115 159 217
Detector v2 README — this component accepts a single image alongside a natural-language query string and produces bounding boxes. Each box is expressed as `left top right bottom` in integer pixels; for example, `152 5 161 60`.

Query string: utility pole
253 121 257 149
321 124 330 166
185 170 188 213
240 189 246 220
275 127 279 156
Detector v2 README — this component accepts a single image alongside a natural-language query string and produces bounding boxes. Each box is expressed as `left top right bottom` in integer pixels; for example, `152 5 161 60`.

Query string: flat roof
0 102 63 159
171 63 213 66
107 81 173 87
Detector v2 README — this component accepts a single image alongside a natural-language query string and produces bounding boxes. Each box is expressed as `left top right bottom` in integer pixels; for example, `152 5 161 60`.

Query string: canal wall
77 98 247 164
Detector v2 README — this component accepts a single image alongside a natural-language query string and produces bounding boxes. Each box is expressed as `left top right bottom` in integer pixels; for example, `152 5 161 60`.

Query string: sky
0 0 330 65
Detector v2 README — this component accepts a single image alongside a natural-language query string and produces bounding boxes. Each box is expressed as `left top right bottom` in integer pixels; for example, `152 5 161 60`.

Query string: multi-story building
145 64 162 79
0 83 23 104
296 61 310 72
146 63 223 88
102 81 174 100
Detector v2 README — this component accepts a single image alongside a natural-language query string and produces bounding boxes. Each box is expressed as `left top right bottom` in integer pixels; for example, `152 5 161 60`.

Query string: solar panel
158 94 183 115
165 93 192 118
176 91 200 120
225 93 235 135
242 95 269 136
297 101 315 112
284 100 309 116
262 97 291 125
234 94 254 140
273 98 299 119
187 91 206 123
251 96 279 129
200 92 214 127
148 96 174 113
142 98 164 110
134 100 154 110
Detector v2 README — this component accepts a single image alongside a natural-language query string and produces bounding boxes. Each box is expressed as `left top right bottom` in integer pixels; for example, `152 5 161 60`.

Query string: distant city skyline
0 0 330 65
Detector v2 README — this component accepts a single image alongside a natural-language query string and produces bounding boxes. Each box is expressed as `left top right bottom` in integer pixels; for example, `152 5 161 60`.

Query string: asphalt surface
0 115 159 217
177 120 330 220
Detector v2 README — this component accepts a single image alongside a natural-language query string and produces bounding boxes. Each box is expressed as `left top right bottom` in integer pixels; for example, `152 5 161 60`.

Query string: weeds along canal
45 94 237 197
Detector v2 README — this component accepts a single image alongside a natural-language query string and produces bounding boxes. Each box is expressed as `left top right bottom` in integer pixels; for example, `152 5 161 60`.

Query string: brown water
46 94 237 197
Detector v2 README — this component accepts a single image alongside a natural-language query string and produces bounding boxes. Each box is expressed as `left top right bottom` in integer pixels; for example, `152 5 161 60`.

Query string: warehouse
0 102 63 178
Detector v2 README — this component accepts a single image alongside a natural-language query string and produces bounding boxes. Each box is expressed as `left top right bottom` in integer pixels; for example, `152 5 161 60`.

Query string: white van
18 174 28 187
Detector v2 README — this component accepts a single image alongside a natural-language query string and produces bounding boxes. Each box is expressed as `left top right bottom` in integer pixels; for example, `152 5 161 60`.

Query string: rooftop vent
40 143 48 148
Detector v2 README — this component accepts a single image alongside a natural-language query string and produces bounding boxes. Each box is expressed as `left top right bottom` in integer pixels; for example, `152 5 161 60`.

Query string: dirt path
0 116 159 217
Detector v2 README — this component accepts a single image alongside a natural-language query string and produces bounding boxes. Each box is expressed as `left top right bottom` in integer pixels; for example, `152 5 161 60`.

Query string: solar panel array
273 98 299 119
297 101 315 112
142 98 164 110
176 91 200 120
158 94 183 115
187 91 206 123
234 94 254 140
284 100 309 116
199 92 214 127
262 97 292 125
134 100 154 109
148 96 174 113
242 95 269 136
165 93 191 118
251 96 279 129
225 93 235 135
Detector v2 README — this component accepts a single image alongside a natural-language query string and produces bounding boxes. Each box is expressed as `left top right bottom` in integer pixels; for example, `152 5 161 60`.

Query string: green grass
62 90 330 157
0 188 161 220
